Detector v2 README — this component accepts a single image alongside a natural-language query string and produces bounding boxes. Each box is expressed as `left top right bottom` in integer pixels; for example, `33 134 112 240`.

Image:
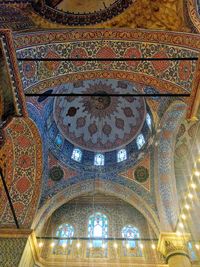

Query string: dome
45 79 154 172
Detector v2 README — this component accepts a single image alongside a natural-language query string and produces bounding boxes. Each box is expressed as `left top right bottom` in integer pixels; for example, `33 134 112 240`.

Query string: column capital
157 232 191 261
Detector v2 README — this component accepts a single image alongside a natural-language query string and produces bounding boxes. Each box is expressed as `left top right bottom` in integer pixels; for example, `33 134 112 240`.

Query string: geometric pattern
120 153 151 191
0 238 27 267
33 0 133 26
14 29 200 120
156 102 187 231
0 117 42 228
54 79 146 152
17 39 197 94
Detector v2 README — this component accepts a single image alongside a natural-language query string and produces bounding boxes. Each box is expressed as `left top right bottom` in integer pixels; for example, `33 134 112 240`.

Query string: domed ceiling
34 0 133 26
43 79 153 172
54 79 146 152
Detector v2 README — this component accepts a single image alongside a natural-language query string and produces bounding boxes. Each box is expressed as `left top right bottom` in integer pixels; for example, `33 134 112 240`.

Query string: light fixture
50 242 55 248
126 243 130 249
151 244 156 250
62 243 67 248
181 214 186 220
195 244 200 250
102 243 105 249
190 183 197 189
185 204 190 210
139 243 144 249
113 242 118 249
76 242 81 249
89 242 93 248
193 170 200 177
178 222 184 229
38 242 43 248
176 231 181 236
188 193 193 199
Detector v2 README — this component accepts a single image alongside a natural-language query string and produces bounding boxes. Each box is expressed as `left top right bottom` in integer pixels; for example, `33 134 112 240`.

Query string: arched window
55 134 63 147
117 149 127 162
94 153 104 166
146 113 151 129
88 212 108 248
136 134 145 150
122 225 142 256
56 223 74 246
71 148 82 162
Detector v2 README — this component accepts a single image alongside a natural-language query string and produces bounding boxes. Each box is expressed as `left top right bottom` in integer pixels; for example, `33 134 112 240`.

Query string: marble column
157 232 192 267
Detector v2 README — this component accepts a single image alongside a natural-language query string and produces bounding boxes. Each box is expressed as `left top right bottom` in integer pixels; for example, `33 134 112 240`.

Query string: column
157 232 192 267
0 228 35 267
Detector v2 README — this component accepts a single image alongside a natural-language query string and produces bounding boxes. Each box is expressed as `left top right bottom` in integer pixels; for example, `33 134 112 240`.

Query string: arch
94 154 105 166
121 225 141 252
155 101 187 231
88 212 108 248
71 148 82 162
56 223 74 246
0 117 43 228
187 0 200 33
117 149 127 162
32 179 160 237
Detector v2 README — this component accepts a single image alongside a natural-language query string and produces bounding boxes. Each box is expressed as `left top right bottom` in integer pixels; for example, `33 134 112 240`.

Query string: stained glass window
136 134 145 150
117 149 127 162
146 113 151 129
55 134 63 147
122 225 142 256
71 148 82 162
88 212 108 248
56 223 74 246
94 154 105 166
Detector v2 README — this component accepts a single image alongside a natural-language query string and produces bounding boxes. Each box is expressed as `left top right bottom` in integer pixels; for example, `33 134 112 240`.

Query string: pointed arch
155 101 187 231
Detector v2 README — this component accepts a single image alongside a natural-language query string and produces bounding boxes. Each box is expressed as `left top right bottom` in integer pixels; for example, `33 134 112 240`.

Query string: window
88 212 108 248
71 148 82 162
117 149 127 162
55 134 63 147
146 113 151 129
56 223 74 246
94 153 105 166
122 225 142 256
136 134 145 150
188 242 197 261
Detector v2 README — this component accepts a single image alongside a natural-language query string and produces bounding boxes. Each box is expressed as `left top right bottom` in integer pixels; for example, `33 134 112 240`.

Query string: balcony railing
36 237 166 264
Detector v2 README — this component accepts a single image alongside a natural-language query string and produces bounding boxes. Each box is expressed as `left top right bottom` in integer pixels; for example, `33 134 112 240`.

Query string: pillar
157 232 192 267
0 228 39 267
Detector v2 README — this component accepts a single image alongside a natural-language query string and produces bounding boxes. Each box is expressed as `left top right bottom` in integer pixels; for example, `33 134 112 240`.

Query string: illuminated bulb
139 243 144 249
38 242 43 248
76 242 81 249
194 170 200 177
113 242 118 249
185 204 190 210
190 183 197 189
181 214 186 220
89 242 93 248
195 244 200 250
188 193 193 199
126 243 130 249
176 231 181 236
102 243 105 249
50 242 55 248
179 222 184 229
151 244 156 250
62 243 67 248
